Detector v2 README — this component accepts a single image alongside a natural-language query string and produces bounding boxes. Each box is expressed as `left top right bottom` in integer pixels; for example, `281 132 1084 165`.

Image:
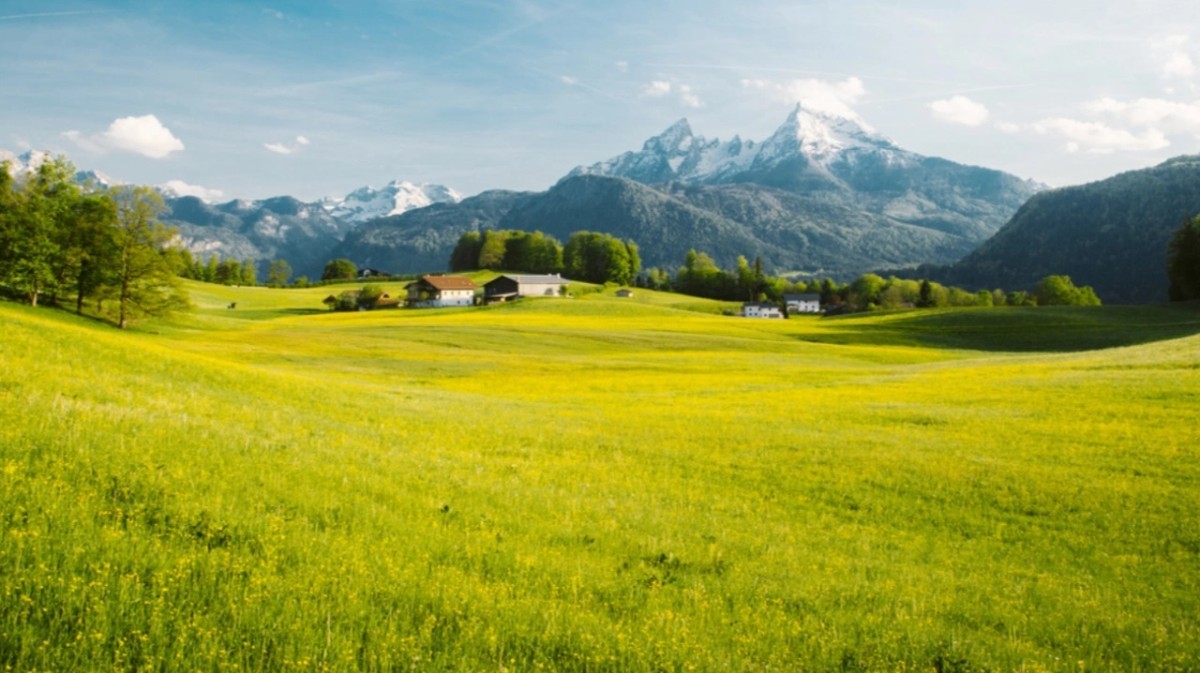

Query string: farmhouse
784 293 822 315
405 275 477 308
484 274 569 302
742 302 784 319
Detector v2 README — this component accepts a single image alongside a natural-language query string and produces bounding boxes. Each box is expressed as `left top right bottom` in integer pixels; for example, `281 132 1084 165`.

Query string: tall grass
2 286 1199 672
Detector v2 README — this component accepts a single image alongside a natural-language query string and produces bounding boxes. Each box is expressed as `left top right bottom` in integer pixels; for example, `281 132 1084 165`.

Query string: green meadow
2 281 1199 672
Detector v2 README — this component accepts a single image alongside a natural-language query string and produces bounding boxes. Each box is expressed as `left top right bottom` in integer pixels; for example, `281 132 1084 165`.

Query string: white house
742 302 784 318
784 293 822 315
405 275 477 308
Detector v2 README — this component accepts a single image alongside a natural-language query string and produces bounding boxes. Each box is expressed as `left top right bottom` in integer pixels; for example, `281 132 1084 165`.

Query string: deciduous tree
321 258 357 281
2 156 77 306
1035 275 1101 306
109 186 189 328
266 259 292 287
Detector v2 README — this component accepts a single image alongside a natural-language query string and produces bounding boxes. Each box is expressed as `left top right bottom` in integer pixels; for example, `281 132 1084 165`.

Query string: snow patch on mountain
321 180 463 223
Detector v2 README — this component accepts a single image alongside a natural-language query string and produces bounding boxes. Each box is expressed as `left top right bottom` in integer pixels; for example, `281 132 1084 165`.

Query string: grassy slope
2 283 1199 672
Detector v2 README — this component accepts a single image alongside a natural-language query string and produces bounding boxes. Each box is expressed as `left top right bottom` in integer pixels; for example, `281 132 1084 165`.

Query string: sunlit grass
2 284 1199 672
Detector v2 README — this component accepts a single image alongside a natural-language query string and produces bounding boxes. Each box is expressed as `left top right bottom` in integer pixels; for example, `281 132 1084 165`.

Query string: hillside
941 155 1200 303
164 195 354 279
2 291 1199 671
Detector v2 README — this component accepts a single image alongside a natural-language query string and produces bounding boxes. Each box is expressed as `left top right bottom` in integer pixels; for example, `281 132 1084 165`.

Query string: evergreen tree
449 231 483 271
215 258 242 285
917 279 934 308
1167 214 1200 301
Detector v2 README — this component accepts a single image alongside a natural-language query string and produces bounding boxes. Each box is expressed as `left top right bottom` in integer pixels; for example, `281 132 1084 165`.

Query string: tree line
449 229 640 284
640 248 1103 310
0 156 189 328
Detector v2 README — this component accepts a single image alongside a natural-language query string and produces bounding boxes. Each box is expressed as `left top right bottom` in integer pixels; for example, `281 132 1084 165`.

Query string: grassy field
2 281 1199 672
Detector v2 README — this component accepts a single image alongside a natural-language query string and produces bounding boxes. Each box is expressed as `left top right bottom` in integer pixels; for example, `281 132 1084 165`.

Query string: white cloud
928 95 990 127
1032 118 1169 154
1154 35 1196 82
263 135 311 155
640 79 702 107
1084 97 1200 136
160 179 225 203
996 122 1022 134
615 61 629 73
559 75 578 85
642 80 671 97
678 84 703 109
61 130 105 154
741 76 866 120
63 114 184 158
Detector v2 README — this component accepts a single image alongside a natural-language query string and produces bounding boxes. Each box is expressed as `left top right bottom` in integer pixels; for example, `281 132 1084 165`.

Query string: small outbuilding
615 288 635 298
484 274 569 302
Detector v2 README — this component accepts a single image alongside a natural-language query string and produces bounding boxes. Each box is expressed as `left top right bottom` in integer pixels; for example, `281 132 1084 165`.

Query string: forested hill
331 190 535 274
938 156 1200 304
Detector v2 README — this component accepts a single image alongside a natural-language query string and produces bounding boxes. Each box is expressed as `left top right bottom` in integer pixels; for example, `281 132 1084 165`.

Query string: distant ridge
939 155 1200 304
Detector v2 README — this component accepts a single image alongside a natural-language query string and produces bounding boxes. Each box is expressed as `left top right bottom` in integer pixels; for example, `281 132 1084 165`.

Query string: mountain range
337 105 1042 277
16 110 1197 304
2 149 462 279
161 181 462 278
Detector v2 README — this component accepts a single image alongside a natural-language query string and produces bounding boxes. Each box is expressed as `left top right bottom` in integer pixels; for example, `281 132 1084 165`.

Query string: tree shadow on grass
797 305 1200 353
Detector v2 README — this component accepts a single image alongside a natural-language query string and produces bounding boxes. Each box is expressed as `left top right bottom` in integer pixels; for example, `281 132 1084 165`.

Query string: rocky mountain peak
642 118 696 154
759 103 895 162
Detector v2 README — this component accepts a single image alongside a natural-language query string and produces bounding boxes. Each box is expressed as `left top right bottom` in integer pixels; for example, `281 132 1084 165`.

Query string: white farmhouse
784 293 822 315
742 302 784 318
405 275 477 308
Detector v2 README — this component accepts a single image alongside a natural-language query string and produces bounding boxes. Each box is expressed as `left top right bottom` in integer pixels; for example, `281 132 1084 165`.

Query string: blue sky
3 1 1199 201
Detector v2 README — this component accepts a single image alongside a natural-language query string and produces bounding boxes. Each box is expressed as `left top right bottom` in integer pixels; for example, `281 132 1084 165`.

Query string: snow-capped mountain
1 149 118 188
1 149 49 176
571 104 916 186
320 180 463 224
